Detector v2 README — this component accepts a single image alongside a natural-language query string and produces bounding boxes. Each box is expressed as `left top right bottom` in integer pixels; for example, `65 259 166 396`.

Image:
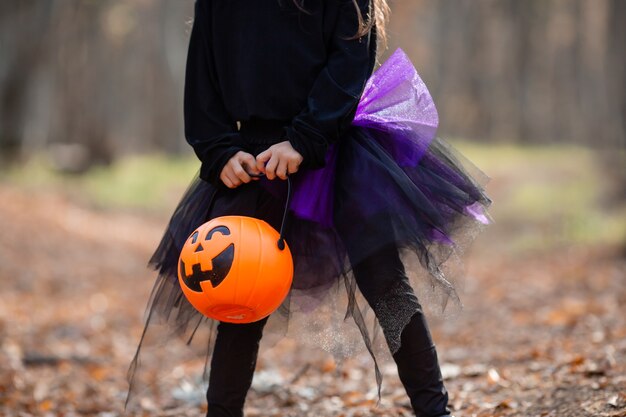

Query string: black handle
276 176 291 251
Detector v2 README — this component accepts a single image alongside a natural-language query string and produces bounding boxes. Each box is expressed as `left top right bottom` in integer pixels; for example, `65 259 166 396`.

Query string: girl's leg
206 317 269 417
204 183 282 417
393 311 451 417
351 246 451 417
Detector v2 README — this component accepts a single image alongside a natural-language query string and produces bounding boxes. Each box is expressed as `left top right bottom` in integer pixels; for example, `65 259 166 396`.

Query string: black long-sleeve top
184 0 378 186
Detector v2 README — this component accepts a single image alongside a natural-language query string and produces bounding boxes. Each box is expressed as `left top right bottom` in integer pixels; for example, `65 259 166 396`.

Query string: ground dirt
0 183 624 417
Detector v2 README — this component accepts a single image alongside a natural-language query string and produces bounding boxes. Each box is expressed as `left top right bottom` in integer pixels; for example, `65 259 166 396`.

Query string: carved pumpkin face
179 225 235 292
178 216 293 323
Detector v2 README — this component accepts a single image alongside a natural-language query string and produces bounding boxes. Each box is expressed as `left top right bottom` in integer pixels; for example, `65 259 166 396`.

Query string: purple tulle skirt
126 49 492 408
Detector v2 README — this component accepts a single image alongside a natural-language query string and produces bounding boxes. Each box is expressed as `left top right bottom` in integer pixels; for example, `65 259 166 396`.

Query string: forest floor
0 145 625 416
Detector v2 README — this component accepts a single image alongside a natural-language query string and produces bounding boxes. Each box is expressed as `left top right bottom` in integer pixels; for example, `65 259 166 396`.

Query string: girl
127 1 491 416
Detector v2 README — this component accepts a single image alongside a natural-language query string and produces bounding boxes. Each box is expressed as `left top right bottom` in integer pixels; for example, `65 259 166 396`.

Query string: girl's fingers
220 173 233 189
229 175 242 188
264 154 279 180
240 153 261 176
254 145 301 180
287 159 300 175
232 162 252 183
276 159 289 180
224 168 242 188
256 150 271 173
223 173 236 189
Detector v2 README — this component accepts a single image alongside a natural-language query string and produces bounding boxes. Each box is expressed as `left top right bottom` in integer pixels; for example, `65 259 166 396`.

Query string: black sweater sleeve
284 0 377 169
184 0 243 186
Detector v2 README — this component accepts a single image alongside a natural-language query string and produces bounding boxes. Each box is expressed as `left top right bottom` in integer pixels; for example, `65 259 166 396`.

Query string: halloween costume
127 1 491 416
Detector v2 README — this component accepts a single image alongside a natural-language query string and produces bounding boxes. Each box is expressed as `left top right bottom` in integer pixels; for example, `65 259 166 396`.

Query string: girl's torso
204 0 353 123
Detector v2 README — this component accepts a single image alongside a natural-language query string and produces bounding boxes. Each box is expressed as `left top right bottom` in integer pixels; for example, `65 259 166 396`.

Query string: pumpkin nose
179 242 235 292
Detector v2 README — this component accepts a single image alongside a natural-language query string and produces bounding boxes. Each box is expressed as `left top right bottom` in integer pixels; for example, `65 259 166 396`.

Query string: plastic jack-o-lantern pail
178 215 293 323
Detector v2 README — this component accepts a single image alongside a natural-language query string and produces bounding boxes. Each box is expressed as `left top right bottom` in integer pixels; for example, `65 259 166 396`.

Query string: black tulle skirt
126 134 491 409
126 49 492 409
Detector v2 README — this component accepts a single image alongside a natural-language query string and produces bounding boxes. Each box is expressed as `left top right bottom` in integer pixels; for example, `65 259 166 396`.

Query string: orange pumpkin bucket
178 215 293 323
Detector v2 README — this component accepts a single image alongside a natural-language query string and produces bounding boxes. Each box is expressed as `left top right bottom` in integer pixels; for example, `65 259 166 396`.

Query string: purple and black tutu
127 48 492 406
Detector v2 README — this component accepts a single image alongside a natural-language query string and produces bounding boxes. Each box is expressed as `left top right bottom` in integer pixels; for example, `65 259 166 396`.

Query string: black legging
206 245 450 417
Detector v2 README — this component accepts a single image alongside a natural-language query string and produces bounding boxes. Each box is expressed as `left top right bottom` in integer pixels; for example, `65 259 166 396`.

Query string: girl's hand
256 141 303 180
220 151 262 189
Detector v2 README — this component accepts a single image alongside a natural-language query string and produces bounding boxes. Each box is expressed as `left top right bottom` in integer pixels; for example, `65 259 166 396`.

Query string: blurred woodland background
0 0 624 168
0 1 625 416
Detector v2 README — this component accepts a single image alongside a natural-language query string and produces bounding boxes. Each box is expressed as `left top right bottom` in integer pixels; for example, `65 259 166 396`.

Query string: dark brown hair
292 0 390 49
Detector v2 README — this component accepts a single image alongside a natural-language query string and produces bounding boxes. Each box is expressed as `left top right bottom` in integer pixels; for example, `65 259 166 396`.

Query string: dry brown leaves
0 184 624 416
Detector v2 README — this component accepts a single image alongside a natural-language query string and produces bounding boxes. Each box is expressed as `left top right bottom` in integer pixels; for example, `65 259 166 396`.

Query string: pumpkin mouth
179 243 235 292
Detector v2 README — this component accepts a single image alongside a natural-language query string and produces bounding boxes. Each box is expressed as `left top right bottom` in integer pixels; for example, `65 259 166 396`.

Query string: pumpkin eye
190 231 199 244
206 225 231 240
